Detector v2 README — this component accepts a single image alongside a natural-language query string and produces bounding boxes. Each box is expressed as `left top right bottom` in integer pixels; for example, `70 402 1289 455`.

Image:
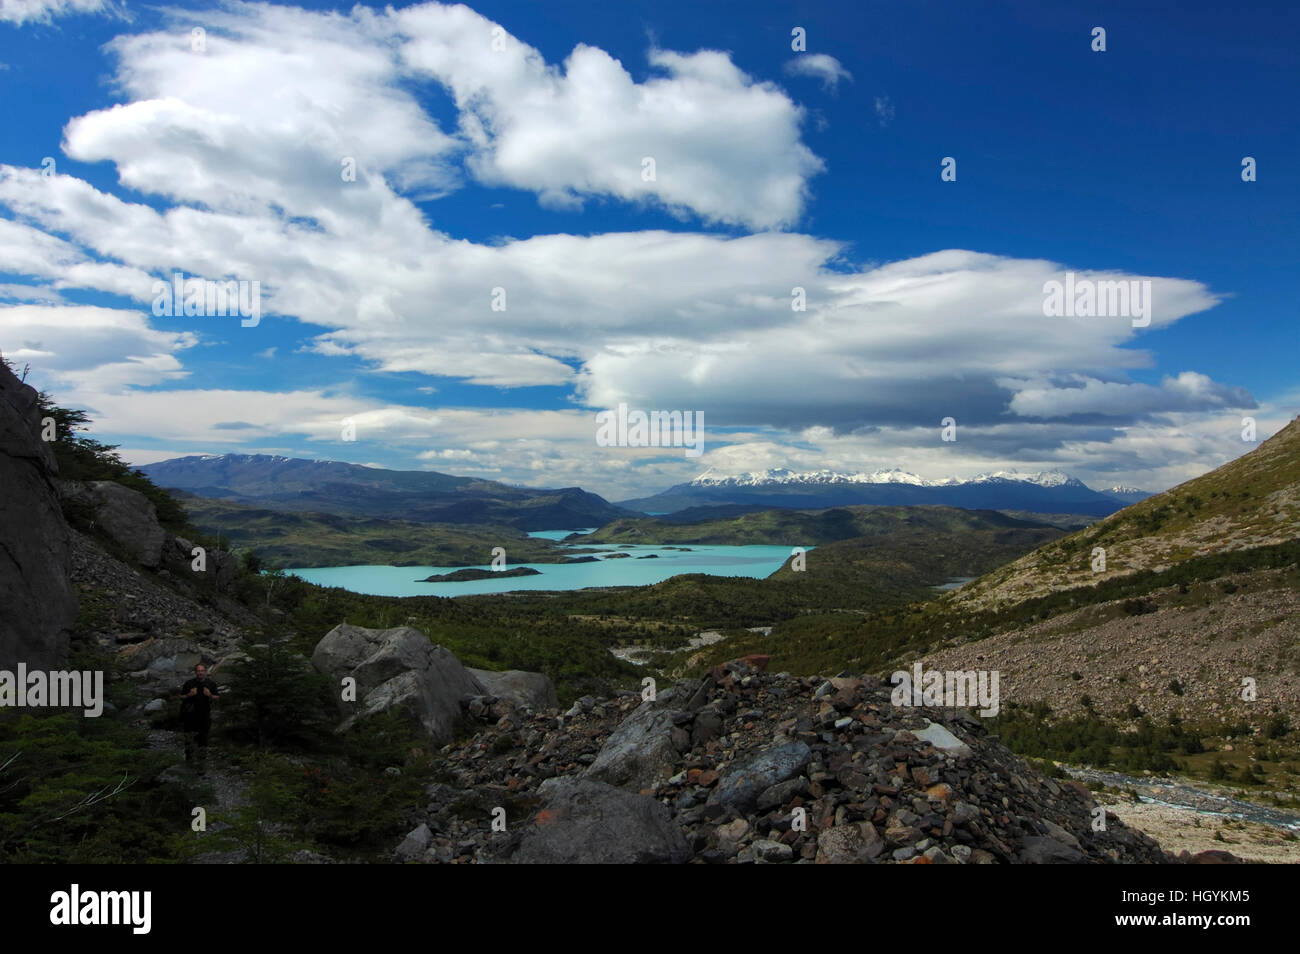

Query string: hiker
179 663 220 771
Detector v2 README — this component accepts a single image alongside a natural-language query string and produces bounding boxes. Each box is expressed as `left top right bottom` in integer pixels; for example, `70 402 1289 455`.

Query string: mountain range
620 467 1150 517
143 454 633 530
144 453 1151 526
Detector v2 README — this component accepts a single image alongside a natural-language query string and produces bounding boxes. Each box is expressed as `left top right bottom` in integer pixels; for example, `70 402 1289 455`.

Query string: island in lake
417 567 542 582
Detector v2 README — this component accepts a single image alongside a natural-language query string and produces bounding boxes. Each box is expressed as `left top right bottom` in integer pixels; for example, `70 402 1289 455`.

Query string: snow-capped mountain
691 466 1087 490
623 466 1144 517
692 466 932 487
1103 484 1154 505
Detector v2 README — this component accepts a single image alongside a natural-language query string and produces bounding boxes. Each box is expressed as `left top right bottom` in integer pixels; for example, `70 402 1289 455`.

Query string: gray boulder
503 777 690 864
708 740 813 811
1017 835 1086 864
311 624 485 742
468 668 557 710
62 480 165 568
586 693 689 791
395 823 432 862
0 360 76 670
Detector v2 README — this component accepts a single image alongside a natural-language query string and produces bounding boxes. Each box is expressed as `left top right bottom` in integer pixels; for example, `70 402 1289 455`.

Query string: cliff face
0 360 77 670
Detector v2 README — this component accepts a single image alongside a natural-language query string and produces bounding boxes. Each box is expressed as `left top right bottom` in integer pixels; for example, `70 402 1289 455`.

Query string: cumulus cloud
784 53 852 90
0 303 195 391
1 157 1229 424
0 0 122 26
398 4 824 227
56 2 822 230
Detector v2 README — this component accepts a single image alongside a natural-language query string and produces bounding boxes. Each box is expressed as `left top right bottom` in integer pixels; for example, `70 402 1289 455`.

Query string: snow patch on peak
689 466 1089 490
964 470 1080 488
691 467 931 488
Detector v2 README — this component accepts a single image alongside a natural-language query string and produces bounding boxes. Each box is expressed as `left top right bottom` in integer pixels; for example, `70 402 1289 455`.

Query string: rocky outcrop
0 360 76 670
417 658 1171 864
467 668 557 711
119 635 214 682
62 480 166 568
162 534 238 591
311 624 486 742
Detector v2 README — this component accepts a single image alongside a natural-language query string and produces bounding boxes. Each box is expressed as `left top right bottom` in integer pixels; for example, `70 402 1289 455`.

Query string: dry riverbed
1096 795 1300 863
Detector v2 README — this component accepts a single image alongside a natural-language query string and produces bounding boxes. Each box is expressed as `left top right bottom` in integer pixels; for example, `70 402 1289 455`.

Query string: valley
3 359 1297 865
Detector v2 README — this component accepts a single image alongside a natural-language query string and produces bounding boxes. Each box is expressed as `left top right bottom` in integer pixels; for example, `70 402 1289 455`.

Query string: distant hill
620 466 1147 517
947 417 1300 611
144 454 634 530
577 504 1061 548
173 493 588 568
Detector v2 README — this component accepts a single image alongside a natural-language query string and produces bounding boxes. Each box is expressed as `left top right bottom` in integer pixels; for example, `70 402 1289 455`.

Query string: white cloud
784 53 852 91
398 3 824 227
53 2 823 231
0 0 121 26
1005 371 1255 419
1 158 1230 425
0 303 195 391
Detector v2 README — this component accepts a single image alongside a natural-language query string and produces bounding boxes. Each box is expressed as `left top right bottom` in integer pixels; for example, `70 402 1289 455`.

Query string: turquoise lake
284 532 803 597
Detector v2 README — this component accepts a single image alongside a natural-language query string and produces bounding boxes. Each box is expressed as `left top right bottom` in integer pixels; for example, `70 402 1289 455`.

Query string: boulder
707 740 813 811
395 823 432 862
468 668 557 711
62 480 165 568
119 636 212 679
311 624 485 742
0 360 76 670
502 777 690 864
914 720 973 758
585 693 689 791
1016 835 1086 864
816 822 885 863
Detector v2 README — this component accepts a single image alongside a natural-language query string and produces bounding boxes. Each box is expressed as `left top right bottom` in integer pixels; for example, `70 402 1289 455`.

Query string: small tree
220 641 334 750
204 753 307 863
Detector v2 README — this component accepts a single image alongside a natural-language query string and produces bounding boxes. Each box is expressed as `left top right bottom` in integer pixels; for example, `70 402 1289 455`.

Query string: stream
1062 765 1300 831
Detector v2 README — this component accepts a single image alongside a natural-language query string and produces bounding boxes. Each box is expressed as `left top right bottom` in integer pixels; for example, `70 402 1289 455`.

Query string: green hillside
950 417 1300 610
178 495 589 568
578 504 1058 546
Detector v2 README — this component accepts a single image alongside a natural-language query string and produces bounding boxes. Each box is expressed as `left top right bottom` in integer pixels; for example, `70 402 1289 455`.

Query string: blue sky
0 0 1295 499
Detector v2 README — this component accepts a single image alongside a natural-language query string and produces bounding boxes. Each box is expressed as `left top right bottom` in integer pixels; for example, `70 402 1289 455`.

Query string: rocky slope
402 656 1174 864
919 565 1300 725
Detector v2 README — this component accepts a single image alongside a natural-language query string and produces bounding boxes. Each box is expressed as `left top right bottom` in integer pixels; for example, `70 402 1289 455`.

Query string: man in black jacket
179 663 220 772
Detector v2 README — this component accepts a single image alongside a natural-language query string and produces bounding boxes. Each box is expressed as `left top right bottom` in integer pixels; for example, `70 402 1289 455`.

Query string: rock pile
403 657 1172 864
